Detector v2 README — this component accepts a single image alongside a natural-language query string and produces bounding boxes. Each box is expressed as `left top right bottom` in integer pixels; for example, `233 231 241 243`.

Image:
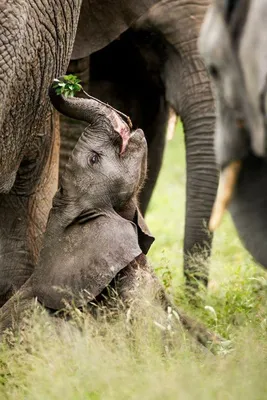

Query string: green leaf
53 74 82 97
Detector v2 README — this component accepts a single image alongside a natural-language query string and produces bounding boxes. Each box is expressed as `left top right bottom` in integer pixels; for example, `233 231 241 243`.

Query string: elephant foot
183 248 211 303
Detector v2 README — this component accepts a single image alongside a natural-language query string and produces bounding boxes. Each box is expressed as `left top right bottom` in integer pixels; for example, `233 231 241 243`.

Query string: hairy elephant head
199 0 267 267
31 84 153 309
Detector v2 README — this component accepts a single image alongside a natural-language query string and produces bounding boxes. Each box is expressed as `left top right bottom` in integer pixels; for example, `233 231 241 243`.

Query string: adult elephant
199 0 267 268
0 0 161 306
60 0 218 292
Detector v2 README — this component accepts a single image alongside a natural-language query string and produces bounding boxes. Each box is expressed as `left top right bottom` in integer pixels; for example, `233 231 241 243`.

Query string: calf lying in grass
0 81 221 350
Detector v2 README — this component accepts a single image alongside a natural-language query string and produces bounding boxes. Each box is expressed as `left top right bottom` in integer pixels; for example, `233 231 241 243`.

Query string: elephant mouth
119 127 130 154
209 116 266 233
229 155 267 268
210 118 267 233
129 128 145 141
120 128 145 155
209 152 267 267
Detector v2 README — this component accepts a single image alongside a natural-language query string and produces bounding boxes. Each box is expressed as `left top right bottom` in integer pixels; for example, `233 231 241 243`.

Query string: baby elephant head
49 82 147 215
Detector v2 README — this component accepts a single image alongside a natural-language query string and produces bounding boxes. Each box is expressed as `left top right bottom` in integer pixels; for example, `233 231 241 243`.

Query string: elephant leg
0 113 60 306
114 254 222 350
115 255 158 305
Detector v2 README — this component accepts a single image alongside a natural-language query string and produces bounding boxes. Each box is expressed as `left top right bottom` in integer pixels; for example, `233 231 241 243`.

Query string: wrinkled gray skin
0 89 220 349
199 0 267 267
0 0 161 306
60 0 218 292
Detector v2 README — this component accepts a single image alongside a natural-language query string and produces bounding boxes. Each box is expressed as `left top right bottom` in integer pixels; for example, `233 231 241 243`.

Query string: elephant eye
209 64 220 80
88 152 100 166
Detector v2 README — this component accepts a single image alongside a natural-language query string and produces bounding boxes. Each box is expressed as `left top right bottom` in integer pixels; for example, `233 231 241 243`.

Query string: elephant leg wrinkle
0 114 59 305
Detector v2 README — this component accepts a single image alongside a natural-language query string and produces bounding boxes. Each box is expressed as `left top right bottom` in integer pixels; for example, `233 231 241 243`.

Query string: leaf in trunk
53 75 82 97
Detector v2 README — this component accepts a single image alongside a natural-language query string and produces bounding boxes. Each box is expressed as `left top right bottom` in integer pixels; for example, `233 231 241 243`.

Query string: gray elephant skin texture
199 0 267 267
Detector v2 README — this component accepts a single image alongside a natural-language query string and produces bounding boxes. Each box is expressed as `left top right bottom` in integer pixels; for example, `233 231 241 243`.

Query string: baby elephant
0 82 219 349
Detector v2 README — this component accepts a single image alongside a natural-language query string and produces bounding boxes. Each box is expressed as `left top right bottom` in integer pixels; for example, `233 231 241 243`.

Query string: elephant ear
117 198 154 254
71 0 159 59
134 207 155 254
32 213 143 311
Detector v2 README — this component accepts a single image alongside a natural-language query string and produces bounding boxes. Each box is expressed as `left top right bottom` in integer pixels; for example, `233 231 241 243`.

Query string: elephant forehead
32 215 142 310
78 130 115 149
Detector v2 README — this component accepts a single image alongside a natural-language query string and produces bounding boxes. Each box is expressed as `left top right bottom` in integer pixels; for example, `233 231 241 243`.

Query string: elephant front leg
114 255 222 350
0 113 60 306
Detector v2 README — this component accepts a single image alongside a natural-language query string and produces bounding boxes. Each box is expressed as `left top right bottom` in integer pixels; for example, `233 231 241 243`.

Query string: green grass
1 123 267 399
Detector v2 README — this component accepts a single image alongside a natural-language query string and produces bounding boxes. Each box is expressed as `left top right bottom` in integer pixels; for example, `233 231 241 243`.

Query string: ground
1 123 267 399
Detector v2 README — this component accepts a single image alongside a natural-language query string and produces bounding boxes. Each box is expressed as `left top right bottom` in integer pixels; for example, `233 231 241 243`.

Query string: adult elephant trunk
178 59 217 289
146 0 218 291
